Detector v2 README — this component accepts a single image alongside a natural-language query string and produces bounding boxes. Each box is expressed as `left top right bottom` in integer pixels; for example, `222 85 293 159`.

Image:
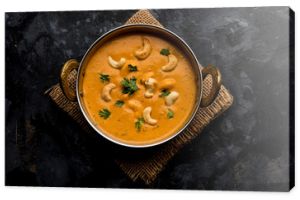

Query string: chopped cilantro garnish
128 64 138 72
135 117 144 132
99 73 110 83
167 109 174 119
159 89 171 97
160 48 170 56
121 77 138 95
98 108 111 119
115 100 125 107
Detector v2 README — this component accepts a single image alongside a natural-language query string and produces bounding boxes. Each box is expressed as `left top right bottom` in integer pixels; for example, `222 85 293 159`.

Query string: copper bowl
60 24 221 148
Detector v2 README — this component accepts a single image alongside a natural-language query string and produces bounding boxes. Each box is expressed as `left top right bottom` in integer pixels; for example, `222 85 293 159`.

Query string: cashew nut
143 107 157 125
165 91 179 106
128 99 142 112
159 78 176 89
108 56 126 69
161 54 178 72
135 37 152 60
144 78 157 98
101 83 116 102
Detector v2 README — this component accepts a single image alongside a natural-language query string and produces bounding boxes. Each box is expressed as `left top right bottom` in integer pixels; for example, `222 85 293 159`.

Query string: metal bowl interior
76 24 203 148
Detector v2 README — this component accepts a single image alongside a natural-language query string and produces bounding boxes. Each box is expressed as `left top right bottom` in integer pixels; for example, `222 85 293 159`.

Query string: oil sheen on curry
82 33 197 145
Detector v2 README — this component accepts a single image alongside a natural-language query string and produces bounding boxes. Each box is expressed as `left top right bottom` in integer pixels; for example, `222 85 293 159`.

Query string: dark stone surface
5 7 294 191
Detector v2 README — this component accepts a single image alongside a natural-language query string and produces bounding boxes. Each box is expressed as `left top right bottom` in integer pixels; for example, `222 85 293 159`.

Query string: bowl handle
59 59 79 102
200 65 222 107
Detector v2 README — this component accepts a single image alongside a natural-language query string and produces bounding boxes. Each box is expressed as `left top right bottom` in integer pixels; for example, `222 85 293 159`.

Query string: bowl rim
76 24 203 148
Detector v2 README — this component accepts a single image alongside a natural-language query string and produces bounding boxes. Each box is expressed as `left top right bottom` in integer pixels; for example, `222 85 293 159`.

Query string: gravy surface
82 33 197 145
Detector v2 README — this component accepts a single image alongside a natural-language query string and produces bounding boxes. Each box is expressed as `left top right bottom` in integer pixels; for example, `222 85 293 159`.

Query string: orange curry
82 33 197 145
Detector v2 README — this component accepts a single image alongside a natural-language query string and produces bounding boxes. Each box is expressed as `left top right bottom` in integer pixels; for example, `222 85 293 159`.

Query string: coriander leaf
160 48 170 56
115 100 125 107
121 77 138 95
167 109 174 119
159 89 170 97
128 64 138 72
98 108 111 119
135 117 144 132
99 73 110 83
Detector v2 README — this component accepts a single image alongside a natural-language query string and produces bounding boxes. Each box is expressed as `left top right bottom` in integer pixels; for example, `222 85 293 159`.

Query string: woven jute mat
45 10 233 185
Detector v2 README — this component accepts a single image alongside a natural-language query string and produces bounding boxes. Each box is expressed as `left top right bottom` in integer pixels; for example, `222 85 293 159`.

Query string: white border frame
0 1 298 200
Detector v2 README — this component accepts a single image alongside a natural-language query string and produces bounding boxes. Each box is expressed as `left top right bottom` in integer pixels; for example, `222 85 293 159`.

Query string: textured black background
5 7 294 191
